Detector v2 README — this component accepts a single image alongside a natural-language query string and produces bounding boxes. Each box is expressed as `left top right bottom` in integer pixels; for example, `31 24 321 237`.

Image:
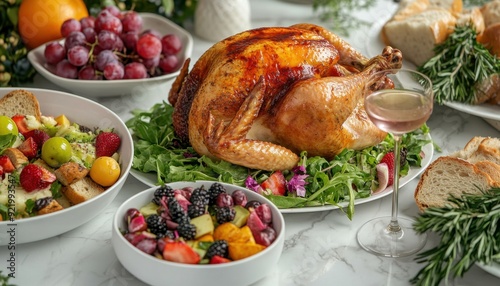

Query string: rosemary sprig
418 24 500 105
410 188 500 286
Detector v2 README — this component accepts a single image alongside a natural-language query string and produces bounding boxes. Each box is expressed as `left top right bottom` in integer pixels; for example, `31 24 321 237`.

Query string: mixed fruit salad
122 182 278 264
0 111 122 220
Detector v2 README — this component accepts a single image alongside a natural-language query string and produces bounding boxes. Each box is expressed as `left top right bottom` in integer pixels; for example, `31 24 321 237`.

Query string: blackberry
152 185 175 205
163 230 176 239
208 183 226 204
205 240 229 259
177 223 197 240
216 206 235 224
146 214 168 236
190 186 210 205
34 197 53 212
188 201 206 218
168 198 189 224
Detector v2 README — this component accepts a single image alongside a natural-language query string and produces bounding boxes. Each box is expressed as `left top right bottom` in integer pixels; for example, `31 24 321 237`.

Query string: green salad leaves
127 102 431 219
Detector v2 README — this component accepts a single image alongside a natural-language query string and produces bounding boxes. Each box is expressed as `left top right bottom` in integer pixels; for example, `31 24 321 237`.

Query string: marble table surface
1 0 499 285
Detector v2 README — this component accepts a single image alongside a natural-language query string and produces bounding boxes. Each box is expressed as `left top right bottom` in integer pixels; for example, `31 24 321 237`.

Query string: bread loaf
0 89 41 120
382 9 456 66
415 136 500 211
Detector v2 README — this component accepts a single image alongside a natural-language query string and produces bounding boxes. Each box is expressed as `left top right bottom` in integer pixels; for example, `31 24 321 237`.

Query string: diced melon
191 213 215 239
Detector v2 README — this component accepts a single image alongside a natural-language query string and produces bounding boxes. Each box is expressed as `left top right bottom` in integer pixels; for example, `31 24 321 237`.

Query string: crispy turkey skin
169 23 402 171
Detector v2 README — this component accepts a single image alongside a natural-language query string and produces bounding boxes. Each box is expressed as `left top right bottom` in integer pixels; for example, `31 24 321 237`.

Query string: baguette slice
480 0 500 27
0 89 41 120
414 156 493 211
382 9 456 66
449 136 486 158
468 137 500 165
429 0 463 16
391 0 430 21
474 160 500 187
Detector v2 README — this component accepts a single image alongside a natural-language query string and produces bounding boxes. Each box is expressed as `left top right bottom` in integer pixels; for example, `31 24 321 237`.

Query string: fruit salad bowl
0 87 133 245
111 181 285 286
27 13 193 98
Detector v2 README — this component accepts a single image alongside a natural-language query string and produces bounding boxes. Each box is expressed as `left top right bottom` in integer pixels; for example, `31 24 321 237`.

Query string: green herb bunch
0 0 36 87
411 188 500 286
418 24 500 104
127 102 431 220
313 0 376 36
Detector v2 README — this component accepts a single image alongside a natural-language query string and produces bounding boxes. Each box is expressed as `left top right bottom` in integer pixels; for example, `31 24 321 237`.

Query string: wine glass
356 68 433 257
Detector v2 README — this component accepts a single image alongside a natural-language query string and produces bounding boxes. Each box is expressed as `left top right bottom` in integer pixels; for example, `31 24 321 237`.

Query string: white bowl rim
113 180 285 269
0 87 133 224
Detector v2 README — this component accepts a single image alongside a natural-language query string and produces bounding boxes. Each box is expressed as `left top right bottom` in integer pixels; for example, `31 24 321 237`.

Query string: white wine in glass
357 68 433 257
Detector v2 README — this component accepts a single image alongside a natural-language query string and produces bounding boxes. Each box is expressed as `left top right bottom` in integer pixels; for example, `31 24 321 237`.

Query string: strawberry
24 129 50 146
380 152 395 186
209 255 231 264
162 241 201 264
95 131 121 157
19 164 56 192
260 170 286 196
11 115 30 136
17 137 38 159
0 155 15 173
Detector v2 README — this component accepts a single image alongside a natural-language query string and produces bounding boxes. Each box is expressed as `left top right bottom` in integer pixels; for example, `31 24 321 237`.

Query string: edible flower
287 165 308 197
245 175 263 193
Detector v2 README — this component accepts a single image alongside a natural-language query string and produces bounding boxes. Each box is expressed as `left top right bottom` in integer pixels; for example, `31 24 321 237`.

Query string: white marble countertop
1 0 500 285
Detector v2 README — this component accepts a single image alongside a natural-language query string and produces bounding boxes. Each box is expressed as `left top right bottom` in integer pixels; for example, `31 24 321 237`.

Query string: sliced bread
449 136 486 158
474 160 500 187
382 9 456 66
0 89 41 120
414 156 493 211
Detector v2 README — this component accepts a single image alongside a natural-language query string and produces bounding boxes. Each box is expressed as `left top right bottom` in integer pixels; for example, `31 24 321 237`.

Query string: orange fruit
18 0 89 50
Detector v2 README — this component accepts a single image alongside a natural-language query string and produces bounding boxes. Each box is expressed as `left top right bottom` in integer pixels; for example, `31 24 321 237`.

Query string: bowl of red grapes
27 7 193 98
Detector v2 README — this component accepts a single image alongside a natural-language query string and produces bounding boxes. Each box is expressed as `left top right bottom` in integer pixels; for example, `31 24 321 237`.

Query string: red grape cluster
44 6 183 80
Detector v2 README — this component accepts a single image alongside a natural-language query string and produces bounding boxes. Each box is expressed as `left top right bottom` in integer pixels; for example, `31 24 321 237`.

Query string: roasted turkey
168 23 403 171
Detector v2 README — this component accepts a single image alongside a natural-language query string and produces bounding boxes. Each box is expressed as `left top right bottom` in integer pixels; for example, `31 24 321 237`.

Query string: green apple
41 137 72 167
0 116 18 136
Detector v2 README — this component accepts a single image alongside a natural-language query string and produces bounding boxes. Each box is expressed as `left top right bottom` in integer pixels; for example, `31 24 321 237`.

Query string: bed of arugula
126 101 432 219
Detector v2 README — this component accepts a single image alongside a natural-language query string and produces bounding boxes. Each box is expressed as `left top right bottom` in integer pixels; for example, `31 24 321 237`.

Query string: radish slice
374 163 389 194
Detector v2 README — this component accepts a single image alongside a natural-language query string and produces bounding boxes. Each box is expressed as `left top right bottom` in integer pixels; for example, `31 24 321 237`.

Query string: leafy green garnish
0 203 8 221
25 199 35 215
51 181 63 199
0 133 17 154
418 24 500 104
127 103 431 219
411 188 500 286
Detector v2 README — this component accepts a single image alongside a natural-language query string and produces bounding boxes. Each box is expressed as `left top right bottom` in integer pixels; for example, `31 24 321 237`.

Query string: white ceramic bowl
0 87 133 245
112 181 285 286
27 13 193 98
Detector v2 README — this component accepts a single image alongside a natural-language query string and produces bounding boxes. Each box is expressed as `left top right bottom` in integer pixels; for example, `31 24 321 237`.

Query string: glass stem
388 134 402 233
